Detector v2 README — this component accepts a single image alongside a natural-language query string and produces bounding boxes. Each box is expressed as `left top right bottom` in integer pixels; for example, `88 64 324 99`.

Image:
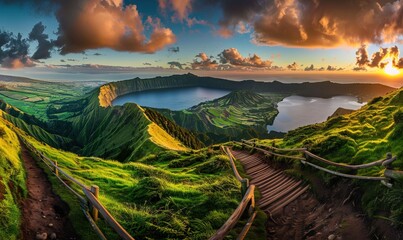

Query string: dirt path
20 141 79 240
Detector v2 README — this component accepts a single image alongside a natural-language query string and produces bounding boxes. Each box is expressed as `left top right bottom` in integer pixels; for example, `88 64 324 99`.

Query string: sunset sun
384 61 400 76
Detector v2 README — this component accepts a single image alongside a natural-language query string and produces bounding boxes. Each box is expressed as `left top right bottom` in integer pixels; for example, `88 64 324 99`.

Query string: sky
0 0 403 86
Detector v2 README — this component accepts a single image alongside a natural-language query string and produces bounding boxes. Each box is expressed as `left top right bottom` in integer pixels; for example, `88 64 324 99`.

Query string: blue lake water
112 87 230 110
267 95 365 133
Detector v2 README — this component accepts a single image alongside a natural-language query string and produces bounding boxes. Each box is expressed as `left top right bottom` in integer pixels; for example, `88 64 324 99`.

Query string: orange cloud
218 48 272 68
55 0 176 54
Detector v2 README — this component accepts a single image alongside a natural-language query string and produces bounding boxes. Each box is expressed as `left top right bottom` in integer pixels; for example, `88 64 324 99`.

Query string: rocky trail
20 141 78 240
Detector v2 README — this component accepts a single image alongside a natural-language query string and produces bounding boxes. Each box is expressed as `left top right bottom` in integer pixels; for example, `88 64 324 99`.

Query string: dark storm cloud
28 22 55 60
168 61 186 69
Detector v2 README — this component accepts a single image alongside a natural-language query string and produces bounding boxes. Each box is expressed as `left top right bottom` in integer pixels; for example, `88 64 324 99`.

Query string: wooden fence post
241 179 249 197
54 161 59 177
91 185 100 221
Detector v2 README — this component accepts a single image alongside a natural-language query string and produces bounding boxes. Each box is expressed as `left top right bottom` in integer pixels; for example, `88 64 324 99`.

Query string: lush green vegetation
255 88 403 226
157 91 284 144
144 108 205 149
0 74 400 238
0 115 26 240
20 131 265 239
0 77 100 121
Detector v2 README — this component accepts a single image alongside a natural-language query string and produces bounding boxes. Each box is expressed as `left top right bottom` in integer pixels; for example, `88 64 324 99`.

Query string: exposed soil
265 176 403 240
20 141 79 240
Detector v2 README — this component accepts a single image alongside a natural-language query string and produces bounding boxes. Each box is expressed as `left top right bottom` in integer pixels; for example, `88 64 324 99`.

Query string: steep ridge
68 89 190 161
98 73 395 107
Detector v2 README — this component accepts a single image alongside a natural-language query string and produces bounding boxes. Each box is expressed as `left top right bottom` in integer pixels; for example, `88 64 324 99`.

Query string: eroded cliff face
98 84 117 107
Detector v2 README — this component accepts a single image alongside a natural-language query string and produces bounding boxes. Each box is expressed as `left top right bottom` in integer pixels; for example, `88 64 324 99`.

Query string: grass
0 118 26 240
17 130 266 239
253 88 403 227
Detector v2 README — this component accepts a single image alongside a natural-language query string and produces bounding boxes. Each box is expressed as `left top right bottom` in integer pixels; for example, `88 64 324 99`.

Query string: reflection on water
112 87 230 110
267 95 365 133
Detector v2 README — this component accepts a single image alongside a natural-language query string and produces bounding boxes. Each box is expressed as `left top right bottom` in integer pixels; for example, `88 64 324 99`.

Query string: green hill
156 90 283 144
255 87 403 225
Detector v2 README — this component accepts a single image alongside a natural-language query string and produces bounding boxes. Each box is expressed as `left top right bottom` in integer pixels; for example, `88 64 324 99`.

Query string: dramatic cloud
168 61 186 69
255 0 403 47
192 0 403 47
287 62 298 71
28 22 55 60
0 31 35 68
355 45 403 69
218 48 272 68
54 0 176 54
1 0 176 55
191 53 218 70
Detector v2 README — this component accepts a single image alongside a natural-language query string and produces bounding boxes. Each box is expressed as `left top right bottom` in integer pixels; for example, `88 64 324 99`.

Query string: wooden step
270 186 310 215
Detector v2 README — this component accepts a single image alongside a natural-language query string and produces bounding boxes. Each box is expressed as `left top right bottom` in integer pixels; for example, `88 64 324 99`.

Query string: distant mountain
98 73 395 107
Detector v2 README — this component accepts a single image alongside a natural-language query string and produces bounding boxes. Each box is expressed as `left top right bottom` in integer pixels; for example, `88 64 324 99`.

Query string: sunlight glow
384 61 400 76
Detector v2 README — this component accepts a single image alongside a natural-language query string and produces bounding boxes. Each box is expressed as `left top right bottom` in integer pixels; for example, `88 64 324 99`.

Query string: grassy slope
0 116 26 240
256 88 403 225
69 90 190 161
19 130 266 239
157 91 284 143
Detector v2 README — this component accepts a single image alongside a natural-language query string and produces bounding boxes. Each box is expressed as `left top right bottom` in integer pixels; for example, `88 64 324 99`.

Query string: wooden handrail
222 146 243 182
83 188 135 240
19 136 136 240
209 185 256 240
304 151 392 170
241 140 394 170
301 160 388 180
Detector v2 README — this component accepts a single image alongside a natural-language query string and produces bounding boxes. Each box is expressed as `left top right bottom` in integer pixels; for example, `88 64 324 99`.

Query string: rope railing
209 146 257 240
239 140 398 185
300 160 388 181
19 136 135 240
303 151 394 170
